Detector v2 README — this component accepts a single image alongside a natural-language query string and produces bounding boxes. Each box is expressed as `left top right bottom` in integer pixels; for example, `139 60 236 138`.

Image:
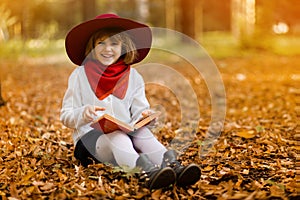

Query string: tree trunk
81 0 97 21
180 0 195 39
231 0 256 44
0 82 5 106
179 0 203 41
165 0 176 30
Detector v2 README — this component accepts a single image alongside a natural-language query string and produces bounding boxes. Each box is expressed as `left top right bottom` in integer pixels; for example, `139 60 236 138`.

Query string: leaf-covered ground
0 54 299 199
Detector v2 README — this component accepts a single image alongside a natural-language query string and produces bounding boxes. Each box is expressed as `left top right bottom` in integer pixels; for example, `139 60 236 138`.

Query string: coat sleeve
129 71 150 123
60 68 90 129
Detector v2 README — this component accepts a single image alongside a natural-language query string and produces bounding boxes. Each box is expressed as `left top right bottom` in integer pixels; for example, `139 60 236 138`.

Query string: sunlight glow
246 0 256 25
273 22 289 34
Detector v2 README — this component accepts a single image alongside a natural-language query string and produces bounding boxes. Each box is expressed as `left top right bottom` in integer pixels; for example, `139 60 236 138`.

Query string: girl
61 13 201 190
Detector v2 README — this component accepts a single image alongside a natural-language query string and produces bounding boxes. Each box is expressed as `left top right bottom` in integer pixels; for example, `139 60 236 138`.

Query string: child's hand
141 109 158 126
83 105 105 122
142 109 153 118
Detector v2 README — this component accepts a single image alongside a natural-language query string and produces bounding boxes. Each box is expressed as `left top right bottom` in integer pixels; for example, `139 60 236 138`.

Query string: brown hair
85 28 138 64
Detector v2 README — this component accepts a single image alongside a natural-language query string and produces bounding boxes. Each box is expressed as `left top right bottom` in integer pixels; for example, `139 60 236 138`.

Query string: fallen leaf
40 182 55 191
236 130 256 139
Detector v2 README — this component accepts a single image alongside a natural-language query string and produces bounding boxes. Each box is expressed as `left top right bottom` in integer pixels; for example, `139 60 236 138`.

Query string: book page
91 114 134 133
133 112 161 130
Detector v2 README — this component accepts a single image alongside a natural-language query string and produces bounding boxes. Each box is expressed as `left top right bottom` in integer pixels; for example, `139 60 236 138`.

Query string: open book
91 112 161 134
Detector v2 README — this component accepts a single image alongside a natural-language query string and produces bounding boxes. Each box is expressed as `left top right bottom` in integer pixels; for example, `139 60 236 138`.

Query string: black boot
136 154 176 190
162 150 201 187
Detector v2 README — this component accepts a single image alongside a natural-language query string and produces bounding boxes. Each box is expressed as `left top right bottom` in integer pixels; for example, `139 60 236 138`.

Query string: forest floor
0 52 299 199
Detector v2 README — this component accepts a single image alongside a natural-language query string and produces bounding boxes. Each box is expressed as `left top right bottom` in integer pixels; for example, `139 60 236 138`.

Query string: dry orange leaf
151 189 162 200
0 53 298 199
40 182 55 191
236 130 256 139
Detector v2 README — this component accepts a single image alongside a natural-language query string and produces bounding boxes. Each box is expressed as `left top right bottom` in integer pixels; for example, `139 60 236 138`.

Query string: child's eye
112 42 119 46
97 41 105 45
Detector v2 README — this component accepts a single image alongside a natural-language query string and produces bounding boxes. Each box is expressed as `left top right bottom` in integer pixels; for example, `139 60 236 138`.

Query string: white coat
60 66 150 143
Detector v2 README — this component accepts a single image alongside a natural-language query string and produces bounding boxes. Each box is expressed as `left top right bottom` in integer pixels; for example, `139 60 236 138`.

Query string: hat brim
65 17 152 66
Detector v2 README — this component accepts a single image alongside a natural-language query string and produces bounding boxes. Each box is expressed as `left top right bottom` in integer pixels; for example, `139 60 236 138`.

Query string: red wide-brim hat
65 13 152 66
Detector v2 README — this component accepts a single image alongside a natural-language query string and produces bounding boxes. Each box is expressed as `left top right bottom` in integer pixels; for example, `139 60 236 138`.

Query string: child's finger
142 110 152 117
142 111 147 117
88 109 95 118
95 106 106 111
83 109 93 121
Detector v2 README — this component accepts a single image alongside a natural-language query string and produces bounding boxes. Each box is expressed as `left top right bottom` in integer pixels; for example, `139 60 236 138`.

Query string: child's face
94 37 122 66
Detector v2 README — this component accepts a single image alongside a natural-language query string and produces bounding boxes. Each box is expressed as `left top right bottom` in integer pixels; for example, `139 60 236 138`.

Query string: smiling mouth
101 54 114 58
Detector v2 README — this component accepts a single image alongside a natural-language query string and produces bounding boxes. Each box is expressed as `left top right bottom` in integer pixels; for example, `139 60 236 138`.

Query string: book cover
91 112 161 134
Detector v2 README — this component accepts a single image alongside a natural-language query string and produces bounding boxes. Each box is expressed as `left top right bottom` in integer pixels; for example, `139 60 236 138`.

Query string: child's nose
104 44 113 51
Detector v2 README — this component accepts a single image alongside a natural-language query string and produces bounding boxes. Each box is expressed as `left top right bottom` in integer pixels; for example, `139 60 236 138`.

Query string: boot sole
149 167 176 190
177 164 201 187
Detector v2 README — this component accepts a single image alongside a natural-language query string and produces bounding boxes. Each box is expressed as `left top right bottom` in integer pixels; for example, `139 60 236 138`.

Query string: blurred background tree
0 81 5 106
0 0 299 47
0 5 17 41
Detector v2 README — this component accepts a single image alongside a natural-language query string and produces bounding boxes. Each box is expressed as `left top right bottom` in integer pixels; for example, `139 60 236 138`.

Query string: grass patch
201 32 242 58
0 33 299 62
269 35 300 55
201 32 300 58
0 39 65 60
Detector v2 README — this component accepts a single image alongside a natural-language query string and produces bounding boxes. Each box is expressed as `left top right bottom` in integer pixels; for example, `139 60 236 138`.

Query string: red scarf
84 59 130 100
